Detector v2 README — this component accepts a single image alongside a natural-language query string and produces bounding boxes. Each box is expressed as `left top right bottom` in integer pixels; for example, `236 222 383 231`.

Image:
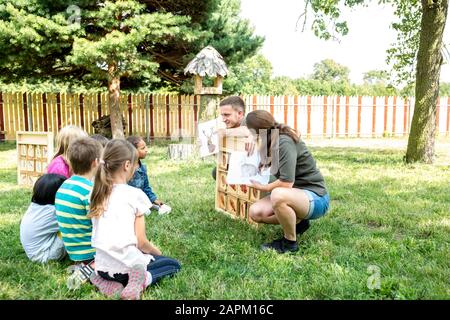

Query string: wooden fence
0 92 449 141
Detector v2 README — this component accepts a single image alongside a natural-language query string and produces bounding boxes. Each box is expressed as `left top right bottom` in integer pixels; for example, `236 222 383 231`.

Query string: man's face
220 104 244 128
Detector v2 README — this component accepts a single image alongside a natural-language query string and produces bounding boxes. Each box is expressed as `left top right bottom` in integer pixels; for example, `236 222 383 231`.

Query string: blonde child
89 139 180 300
47 125 88 178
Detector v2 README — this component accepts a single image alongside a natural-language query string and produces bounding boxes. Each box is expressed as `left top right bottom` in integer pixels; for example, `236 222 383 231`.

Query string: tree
0 0 263 137
299 0 449 163
223 54 273 95
310 59 350 83
66 1 197 138
363 70 389 85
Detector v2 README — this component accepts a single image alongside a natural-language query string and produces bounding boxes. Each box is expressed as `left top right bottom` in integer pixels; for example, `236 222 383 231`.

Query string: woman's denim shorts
303 190 330 220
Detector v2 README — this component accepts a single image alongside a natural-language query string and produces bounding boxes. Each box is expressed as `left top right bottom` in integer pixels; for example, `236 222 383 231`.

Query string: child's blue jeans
98 255 181 286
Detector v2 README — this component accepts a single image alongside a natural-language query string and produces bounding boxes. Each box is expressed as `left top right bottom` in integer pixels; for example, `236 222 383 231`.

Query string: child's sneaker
90 273 124 299
66 261 95 290
120 266 147 300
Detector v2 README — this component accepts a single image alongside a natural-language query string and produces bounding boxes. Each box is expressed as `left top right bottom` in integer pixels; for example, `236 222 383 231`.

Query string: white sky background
239 0 450 84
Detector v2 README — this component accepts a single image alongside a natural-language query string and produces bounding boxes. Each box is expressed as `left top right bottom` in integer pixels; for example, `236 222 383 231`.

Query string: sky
239 0 450 84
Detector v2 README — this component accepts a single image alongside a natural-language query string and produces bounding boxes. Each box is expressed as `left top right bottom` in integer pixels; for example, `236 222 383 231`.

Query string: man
211 96 249 180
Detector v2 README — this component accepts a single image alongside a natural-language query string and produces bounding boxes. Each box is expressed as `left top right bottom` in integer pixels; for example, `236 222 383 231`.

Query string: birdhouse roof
184 46 229 77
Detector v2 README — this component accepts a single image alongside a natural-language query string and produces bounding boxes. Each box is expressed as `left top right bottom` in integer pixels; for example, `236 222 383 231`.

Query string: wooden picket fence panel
0 92 199 141
0 92 449 141
244 95 450 138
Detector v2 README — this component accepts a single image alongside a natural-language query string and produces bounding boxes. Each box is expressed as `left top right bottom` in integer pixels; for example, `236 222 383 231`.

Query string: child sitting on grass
126 136 171 215
89 139 181 300
20 174 67 263
47 125 88 178
55 137 102 272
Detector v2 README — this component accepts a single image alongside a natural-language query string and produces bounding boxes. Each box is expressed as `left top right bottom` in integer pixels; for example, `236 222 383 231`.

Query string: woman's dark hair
245 110 300 167
31 174 67 205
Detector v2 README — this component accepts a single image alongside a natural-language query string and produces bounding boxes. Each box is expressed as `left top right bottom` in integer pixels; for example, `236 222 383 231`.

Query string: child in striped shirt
55 137 102 264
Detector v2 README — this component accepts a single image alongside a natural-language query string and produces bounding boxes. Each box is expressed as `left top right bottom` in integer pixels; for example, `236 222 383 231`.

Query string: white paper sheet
197 119 220 157
226 151 270 185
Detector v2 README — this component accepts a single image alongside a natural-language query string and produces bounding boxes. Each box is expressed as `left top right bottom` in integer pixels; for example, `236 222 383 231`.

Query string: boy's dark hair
90 134 109 147
67 137 102 175
126 136 143 149
219 96 246 113
32 174 67 205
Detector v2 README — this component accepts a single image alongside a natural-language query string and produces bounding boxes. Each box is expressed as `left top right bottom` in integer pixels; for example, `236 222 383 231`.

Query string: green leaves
0 0 262 91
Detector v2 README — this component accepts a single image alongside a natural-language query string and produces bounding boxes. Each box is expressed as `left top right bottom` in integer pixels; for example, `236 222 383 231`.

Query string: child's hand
153 199 164 206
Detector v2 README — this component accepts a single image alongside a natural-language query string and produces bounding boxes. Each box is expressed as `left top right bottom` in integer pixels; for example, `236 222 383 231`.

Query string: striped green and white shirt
55 175 95 262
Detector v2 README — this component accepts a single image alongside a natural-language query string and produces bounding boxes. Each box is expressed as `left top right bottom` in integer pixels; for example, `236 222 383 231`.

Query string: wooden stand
214 136 261 226
17 131 54 187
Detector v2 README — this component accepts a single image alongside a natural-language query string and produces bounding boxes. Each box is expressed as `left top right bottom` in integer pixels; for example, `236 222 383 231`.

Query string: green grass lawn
0 137 449 300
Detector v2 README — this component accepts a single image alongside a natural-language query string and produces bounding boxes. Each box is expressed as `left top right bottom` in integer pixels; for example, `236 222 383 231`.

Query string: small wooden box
239 200 247 220
237 184 250 200
217 170 228 192
216 191 227 211
227 183 238 196
249 187 261 202
226 195 239 217
218 151 229 170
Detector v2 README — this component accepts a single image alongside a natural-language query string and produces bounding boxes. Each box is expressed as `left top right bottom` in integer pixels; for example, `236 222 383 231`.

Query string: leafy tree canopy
0 0 263 91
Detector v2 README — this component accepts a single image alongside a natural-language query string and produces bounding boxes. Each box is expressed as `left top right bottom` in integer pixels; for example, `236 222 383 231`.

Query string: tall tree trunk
108 63 124 139
406 0 448 163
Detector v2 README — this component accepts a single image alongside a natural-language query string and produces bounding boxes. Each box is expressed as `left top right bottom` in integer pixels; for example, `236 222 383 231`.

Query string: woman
247 110 330 254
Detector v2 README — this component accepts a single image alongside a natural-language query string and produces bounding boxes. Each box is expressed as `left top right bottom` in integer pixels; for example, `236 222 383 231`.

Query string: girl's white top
91 184 153 276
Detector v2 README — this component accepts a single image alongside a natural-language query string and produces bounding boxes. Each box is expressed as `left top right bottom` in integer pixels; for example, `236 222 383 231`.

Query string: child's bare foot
90 274 124 299
120 267 146 300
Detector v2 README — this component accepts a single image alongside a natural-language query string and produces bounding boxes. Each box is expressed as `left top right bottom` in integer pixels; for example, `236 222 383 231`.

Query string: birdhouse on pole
184 46 229 95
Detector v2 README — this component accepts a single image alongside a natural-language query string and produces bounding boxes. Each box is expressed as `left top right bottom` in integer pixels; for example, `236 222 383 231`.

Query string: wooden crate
17 131 54 187
215 136 261 226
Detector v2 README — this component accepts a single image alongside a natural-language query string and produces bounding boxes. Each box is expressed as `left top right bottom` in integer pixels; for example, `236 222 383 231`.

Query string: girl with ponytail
245 110 330 254
89 139 180 300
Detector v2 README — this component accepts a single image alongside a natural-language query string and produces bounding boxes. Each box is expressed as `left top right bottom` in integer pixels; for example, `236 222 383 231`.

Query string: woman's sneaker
296 219 310 235
261 237 299 254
